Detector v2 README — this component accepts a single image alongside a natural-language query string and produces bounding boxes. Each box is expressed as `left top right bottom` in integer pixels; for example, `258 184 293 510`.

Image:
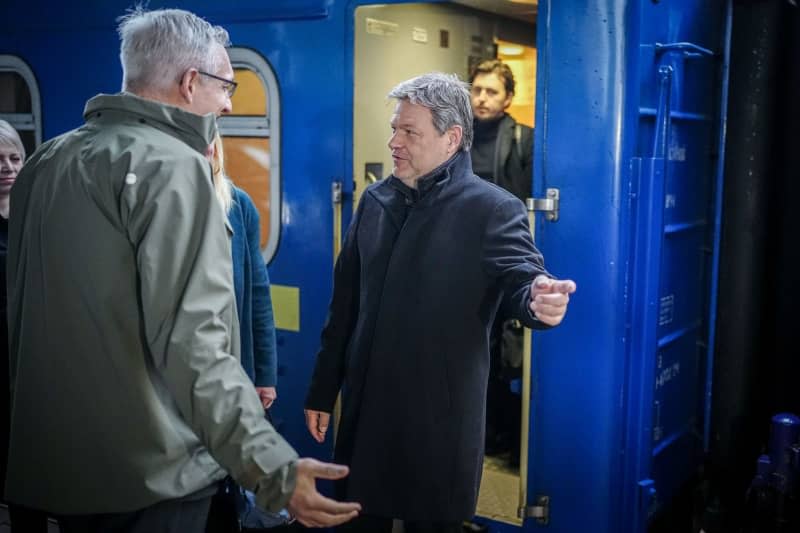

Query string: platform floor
475 453 522 526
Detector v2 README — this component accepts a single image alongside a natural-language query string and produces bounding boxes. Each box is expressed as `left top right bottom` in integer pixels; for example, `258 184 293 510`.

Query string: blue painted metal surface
528 2 631 531
0 1 730 532
534 1 728 533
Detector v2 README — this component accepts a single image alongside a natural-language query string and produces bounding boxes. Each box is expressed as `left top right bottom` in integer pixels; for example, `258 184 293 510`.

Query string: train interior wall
353 2 534 205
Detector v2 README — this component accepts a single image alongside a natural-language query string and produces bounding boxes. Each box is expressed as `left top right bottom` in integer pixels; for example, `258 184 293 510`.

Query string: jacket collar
493 114 517 178
83 93 217 154
368 151 472 229
386 150 470 203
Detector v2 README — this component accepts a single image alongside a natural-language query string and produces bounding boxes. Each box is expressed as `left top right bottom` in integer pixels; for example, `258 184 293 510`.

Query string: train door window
0 55 42 156
218 48 280 263
496 39 536 128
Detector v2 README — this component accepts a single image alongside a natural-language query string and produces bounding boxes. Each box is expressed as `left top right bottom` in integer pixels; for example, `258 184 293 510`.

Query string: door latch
520 495 550 525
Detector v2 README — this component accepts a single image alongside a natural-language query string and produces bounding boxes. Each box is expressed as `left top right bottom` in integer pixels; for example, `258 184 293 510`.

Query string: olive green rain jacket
5 93 297 514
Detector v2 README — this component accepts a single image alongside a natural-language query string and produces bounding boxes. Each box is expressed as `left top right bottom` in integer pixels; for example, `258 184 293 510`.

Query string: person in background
304 72 576 533
0 120 51 532
469 58 533 200
5 8 359 532
210 135 278 413
469 59 535 465
209 134 286 531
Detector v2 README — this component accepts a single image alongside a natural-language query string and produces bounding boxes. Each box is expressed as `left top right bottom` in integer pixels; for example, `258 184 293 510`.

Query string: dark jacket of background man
471 113 533 202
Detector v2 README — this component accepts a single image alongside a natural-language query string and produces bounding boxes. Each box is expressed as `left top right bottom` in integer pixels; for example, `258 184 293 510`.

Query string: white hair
118 7 230 94
388 72 474 151
0 120 25 161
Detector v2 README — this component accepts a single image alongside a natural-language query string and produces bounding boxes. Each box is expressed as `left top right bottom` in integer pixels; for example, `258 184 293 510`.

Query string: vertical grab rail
703 0 733 453
519 190 558 524
630 63 673 529
332 181 343 442
653 65 674 159
518 208 536 521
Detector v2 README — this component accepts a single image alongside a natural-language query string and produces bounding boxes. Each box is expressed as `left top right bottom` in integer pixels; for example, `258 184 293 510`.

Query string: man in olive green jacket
5 8 359 531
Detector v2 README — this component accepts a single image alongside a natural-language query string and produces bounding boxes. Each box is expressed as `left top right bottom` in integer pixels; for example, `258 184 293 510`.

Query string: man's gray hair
118 7 230 94
388 72 474 151
0 120 25 161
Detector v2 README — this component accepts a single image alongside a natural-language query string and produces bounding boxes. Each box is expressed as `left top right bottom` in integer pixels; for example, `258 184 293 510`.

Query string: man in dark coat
304 73 576 533
469 59 533 202
469 59 535 464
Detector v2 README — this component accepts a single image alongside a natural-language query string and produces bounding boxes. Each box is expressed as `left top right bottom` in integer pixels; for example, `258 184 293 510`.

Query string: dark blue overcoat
305 152 549 521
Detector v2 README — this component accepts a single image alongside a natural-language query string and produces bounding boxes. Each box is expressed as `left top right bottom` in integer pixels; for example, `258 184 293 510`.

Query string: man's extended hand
287 458 361 527
304 409 331 443
529 275 577 326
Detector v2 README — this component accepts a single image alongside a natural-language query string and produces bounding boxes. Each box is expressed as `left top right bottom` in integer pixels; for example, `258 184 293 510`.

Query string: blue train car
0 1 732 532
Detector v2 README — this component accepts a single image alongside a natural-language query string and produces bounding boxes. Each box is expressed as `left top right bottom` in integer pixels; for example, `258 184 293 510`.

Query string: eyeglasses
197 70 238 98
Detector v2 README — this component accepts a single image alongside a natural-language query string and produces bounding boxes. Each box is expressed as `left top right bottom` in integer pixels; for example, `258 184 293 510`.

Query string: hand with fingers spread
287 458 361 527
304 409 331 443
529 275 577 326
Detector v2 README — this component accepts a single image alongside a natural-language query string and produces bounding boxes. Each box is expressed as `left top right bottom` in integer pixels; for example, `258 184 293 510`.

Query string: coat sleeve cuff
517 285 553 331
252 458 298 513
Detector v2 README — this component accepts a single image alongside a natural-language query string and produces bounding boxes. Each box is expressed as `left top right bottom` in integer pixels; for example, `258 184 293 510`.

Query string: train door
350 1 538 529
527 2 729 533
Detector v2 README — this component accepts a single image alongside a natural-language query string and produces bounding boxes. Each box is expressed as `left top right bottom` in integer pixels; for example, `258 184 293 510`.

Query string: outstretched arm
482 198 576 328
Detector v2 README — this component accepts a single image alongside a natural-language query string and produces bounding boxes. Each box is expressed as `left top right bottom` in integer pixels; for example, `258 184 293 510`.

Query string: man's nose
388 131 400 149
220 96 233 115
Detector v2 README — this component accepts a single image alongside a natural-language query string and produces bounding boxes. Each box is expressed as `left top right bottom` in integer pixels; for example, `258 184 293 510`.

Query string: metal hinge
526 188 560 222
520 495 550 525
332 181 342 204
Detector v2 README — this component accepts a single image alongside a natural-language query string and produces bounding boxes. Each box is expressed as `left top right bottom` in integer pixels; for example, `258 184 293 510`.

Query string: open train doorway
352 0 538 526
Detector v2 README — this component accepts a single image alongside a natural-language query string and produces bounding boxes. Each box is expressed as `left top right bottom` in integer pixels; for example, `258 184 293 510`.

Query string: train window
220 136 272 248
230 68 268 116
496 39 536 128
219 48 280 263
0 55 42 156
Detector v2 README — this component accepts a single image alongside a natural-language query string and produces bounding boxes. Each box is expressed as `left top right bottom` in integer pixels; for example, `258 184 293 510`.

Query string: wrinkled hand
256 387 277 410
529 275 577 326
287 458 361 527
304 409 331 443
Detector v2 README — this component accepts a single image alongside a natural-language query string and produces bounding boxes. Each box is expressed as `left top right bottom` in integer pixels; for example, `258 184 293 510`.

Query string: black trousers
58 494 213 533
336 514 462 533
8 504 50 533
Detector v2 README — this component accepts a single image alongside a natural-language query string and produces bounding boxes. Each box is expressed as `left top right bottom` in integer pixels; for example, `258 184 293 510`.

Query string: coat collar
83 92 218 155
368 151 473 229
384 150 471 203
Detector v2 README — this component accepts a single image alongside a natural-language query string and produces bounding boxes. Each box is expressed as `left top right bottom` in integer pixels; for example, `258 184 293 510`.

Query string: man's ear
503 90 514 111
448 125 463 154
178 69 199 104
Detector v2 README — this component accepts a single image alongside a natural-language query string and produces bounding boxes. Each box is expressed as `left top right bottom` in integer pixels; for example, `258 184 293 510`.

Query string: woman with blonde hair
0 120 24 218
207 135 285 530
0 120 50 531
209 135 278 408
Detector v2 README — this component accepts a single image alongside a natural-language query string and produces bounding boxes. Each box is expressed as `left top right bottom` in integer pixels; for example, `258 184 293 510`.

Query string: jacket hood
84 92 217 154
